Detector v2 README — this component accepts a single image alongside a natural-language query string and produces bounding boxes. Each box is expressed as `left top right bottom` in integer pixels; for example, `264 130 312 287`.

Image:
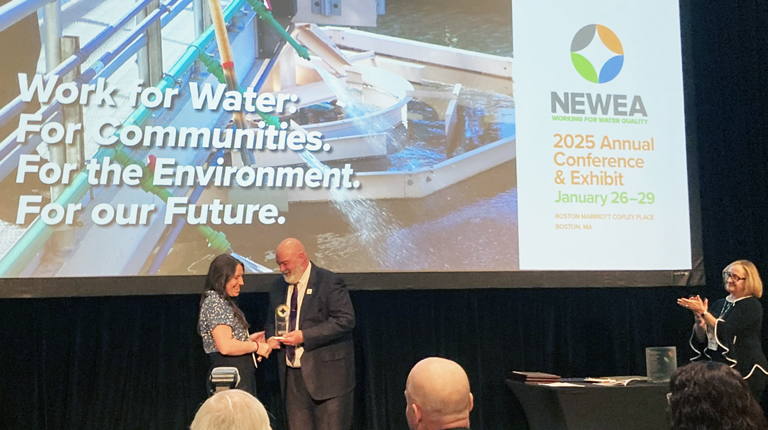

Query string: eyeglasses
723 271 747 282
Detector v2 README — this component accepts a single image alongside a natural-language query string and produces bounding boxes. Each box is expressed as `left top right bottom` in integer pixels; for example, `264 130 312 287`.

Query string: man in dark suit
405 357 474 430
265 238 355 430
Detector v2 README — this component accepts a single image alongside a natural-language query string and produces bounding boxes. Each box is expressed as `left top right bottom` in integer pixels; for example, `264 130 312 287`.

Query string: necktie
287 284 298 362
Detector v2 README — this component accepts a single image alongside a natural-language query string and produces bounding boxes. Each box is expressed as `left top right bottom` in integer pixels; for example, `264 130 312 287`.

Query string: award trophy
275 304 290 338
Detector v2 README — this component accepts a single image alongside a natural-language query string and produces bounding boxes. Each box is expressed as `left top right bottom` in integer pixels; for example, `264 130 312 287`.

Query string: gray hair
190 389 270 430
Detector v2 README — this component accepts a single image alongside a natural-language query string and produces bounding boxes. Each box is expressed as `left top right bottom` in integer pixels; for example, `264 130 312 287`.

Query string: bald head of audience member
405 357 474 430
190 389 271 430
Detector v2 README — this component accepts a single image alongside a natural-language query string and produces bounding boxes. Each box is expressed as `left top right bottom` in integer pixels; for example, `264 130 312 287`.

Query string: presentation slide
0 0 697 289
513 0 691 270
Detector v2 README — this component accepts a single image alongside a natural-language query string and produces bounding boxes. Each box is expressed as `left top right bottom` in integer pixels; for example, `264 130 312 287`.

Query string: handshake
249 329 304 359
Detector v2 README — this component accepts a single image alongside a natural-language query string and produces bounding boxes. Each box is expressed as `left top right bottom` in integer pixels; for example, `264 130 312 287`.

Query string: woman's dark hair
669 361 768 430
200 254 248 329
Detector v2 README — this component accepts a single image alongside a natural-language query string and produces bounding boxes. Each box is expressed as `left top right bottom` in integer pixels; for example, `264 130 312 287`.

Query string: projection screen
0 0 703 296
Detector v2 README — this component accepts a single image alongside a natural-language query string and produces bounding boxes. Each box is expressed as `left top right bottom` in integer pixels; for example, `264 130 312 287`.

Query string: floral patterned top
198 290 249 354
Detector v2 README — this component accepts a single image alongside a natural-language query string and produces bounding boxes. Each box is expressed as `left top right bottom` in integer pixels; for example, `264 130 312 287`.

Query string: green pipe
111 150 230 253
0 0 249 277
196 51 280 127
246 0 310 60
123 0 248 128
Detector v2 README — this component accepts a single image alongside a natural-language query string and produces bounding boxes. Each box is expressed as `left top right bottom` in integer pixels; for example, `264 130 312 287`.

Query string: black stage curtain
0 287 707 430
688 0 768 280
2 0 768 429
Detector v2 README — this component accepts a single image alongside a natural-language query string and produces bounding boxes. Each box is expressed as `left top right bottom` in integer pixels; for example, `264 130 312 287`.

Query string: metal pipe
253 34 287 93
146 182 207 275
61 36 85 170
192 0 206 37
192 0 207 75
195 50 279 126
140 0 164 87
0 0 249 277
246 0 309 60
0 0 50 33
135 4 150 85
0 0 179 167
97 0 192 80
0 0 155 129
146 150 221 275
0 0 198 166
42 0 61 72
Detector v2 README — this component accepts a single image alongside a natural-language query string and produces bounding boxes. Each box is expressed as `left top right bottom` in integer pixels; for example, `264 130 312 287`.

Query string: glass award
646 346 677 383
275 304 290 337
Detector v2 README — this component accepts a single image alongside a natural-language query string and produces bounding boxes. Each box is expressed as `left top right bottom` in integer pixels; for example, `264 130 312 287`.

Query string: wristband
700 311 708 318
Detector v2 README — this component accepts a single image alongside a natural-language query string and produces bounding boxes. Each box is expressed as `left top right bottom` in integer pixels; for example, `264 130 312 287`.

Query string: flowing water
309 62 421 269
0 0 518 276
160 8 518 275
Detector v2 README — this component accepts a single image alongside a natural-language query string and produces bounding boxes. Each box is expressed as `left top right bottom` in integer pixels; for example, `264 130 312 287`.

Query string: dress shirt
286 262 312 367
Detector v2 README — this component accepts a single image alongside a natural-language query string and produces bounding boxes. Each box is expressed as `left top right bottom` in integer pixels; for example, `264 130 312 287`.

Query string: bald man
264 238 356 430
405 358 474 430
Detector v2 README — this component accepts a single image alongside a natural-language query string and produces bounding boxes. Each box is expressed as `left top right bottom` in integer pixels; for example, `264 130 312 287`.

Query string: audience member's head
405 357 473 430
190 389 271 430
668 361 767 430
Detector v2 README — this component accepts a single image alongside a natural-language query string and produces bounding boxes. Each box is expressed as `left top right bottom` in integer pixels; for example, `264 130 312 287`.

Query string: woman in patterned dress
198 254 272 394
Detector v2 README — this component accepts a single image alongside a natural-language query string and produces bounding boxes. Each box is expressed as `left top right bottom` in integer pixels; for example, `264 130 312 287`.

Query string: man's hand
281 330 304 346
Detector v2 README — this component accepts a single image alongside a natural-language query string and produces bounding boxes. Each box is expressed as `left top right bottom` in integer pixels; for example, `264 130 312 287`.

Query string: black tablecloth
505 379 670 430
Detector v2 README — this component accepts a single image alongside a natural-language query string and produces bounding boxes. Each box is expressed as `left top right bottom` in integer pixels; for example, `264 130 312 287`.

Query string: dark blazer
690 296 768 380
265 263 356 401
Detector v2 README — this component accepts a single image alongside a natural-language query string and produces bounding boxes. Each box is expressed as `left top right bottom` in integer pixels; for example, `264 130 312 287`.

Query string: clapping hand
677 295 708 316
695 313 707 329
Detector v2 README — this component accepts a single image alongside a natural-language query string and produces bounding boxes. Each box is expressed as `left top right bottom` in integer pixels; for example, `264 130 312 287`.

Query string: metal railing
0 0 252 276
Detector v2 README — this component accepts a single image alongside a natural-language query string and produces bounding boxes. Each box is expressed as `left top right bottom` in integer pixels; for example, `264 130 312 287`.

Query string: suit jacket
265 263 356 401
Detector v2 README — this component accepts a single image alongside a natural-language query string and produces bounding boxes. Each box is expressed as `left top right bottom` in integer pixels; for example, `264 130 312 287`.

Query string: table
505 378 670 430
